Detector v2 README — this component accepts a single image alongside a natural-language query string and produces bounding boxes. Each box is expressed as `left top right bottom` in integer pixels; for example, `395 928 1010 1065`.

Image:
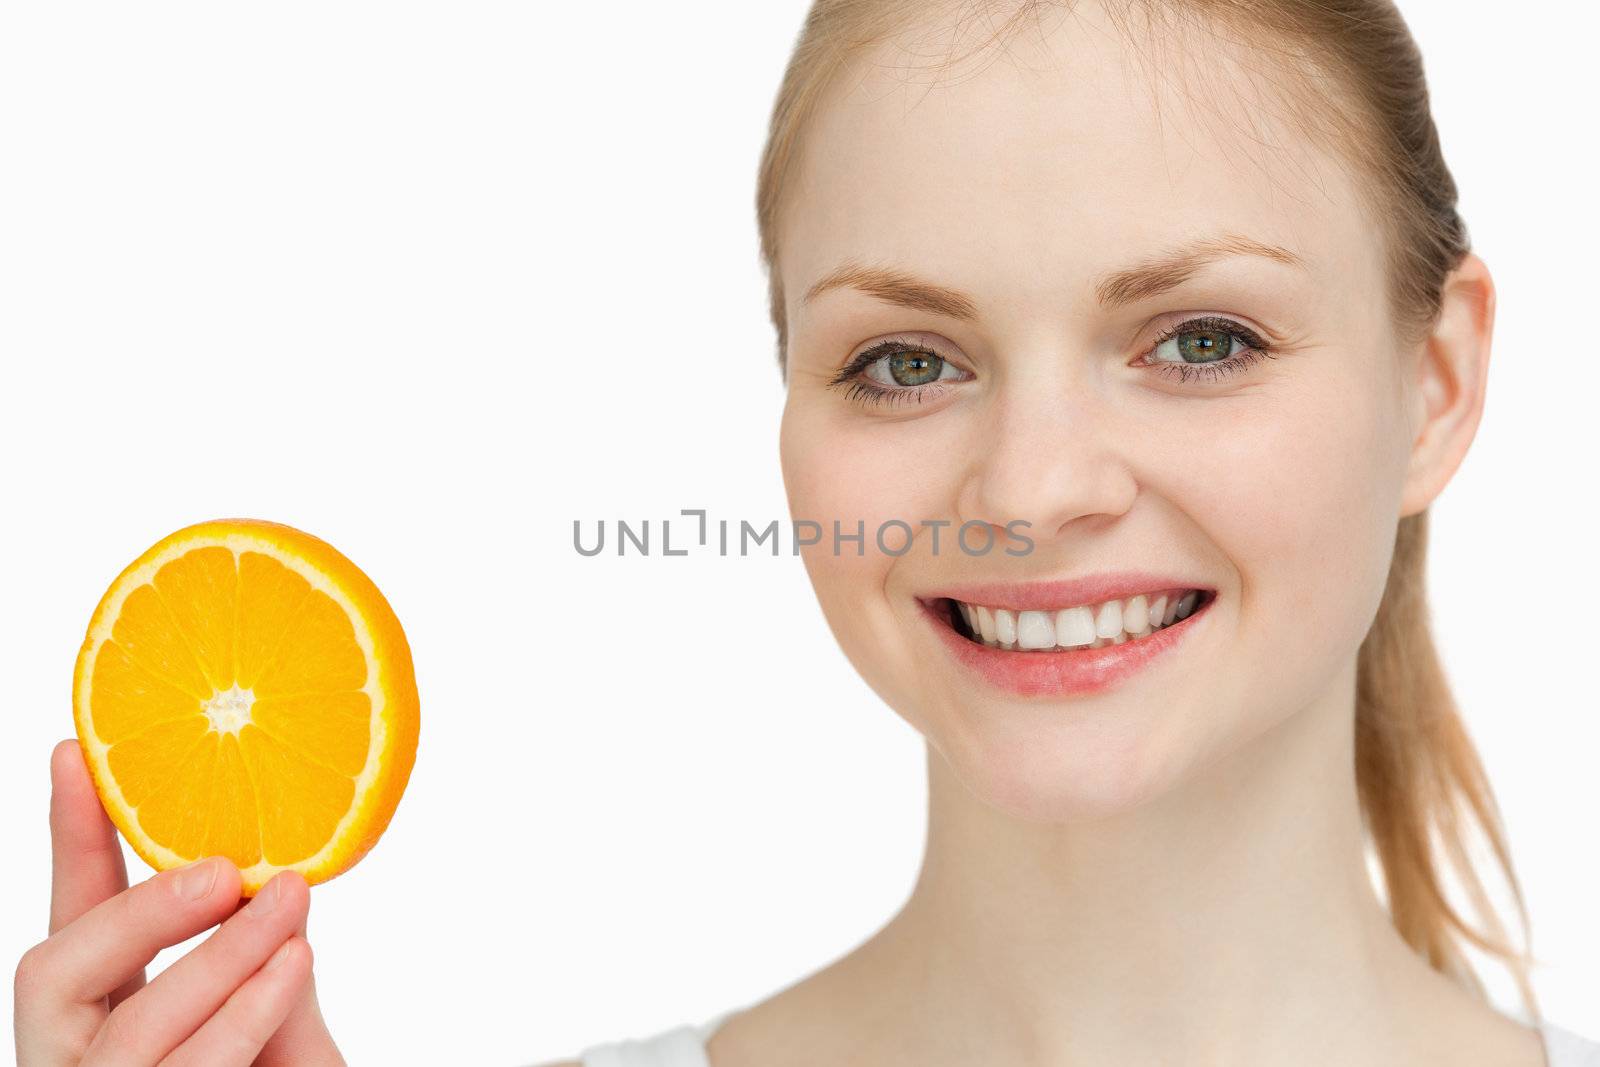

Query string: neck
866 660 1456 1064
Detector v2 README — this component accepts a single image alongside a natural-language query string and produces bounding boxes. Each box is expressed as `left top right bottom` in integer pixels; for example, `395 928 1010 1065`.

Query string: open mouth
939 587 1215 652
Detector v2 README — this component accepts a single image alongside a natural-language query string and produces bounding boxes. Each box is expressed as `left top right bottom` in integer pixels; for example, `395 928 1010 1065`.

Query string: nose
954 387 1138 543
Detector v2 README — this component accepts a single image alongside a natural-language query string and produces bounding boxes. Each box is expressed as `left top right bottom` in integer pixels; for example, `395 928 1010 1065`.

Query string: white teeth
950 588 1207 651
994 608 1017 647
1016 610 1055 650
1055 605 1096 648
1094 599 1123 639
1123 595 1150 635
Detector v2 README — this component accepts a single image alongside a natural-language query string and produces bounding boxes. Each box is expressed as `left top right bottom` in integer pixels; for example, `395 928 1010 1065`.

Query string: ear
1398 252 1496 517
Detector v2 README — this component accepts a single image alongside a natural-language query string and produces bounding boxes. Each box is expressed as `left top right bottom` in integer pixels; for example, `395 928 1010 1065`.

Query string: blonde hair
756 0 1539 1019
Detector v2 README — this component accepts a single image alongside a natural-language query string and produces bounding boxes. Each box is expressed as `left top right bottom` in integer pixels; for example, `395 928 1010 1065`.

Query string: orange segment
73 519 419 895
252 587 367 697
236 550 313 690
106 716 210 806
89 642 204 745
151 545 238 691
206 734 263 869
109 584 212 700
139 734 220 860
252 691 372 778
239 726 357 865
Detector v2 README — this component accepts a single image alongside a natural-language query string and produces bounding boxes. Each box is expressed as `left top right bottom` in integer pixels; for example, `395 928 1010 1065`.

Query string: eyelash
826 336 957 409
826 316 1278 406
1143 315 1278 384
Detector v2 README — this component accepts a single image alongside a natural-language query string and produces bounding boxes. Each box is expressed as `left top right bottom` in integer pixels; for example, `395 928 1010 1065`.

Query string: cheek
779 398 963 709
779 398 966 578
782 396 962 504
1153 361 1410 688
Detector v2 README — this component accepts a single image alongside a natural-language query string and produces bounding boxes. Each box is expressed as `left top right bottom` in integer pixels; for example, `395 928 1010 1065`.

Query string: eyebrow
800 233 1306 320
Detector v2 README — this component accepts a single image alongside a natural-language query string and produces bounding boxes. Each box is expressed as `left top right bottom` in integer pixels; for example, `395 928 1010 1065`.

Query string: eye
827 337 973 408
1138 315 1277 384
862 348 963 387
1151 325 1241 364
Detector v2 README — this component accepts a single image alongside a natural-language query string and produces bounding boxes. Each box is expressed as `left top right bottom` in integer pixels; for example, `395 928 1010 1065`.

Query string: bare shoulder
706 964 893 1067
1401 965 1547 1067
707 917 930 1067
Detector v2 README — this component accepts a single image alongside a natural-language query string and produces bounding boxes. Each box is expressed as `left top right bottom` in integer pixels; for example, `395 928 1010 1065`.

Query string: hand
14 739 345 1065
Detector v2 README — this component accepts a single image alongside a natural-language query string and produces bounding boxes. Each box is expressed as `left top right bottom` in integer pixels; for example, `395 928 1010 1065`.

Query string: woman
571 0 1600 1064
14 1 1598 1065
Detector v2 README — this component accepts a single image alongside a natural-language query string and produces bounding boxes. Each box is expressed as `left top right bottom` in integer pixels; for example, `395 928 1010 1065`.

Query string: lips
918 574 1215 697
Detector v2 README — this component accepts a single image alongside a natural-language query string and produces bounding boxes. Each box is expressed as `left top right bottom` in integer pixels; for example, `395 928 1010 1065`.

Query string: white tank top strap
578 1010 736 1067
1542 1020 1600 1067
575 1011 1600 1066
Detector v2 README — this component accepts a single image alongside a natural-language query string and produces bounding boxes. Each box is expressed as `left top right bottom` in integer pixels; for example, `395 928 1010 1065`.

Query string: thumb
49 738 130 933
50 737 148 1005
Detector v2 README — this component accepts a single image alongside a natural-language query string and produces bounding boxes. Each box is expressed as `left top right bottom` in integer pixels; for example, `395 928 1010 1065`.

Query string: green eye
860 347 956 388
1147 318 1270 367
888 350 943 385
1166 327 1233 364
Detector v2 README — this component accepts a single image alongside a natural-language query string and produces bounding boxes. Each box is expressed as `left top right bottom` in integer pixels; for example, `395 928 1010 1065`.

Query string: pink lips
929 573 1207 612
920 573 1214 697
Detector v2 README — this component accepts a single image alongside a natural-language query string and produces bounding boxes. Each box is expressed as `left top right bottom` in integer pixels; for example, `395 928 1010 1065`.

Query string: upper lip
924 572 1214 612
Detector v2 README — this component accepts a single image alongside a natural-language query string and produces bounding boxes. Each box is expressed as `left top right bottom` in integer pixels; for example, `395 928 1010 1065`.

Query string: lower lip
920 596 1211 697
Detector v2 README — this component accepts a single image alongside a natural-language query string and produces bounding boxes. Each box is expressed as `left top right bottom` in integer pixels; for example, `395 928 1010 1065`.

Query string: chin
919 688 1202 824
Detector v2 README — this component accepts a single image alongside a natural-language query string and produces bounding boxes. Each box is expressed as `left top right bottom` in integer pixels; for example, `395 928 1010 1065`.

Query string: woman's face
777 4 1427 821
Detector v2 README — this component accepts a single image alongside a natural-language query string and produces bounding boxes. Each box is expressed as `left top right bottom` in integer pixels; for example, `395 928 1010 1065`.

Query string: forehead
779 1 1378 327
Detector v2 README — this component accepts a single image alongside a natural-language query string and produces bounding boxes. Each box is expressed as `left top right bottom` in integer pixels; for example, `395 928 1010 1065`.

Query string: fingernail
176 858 218 901
250 873 284 914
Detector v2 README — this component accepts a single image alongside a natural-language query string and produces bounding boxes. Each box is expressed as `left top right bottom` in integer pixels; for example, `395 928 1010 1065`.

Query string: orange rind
72 519 419 895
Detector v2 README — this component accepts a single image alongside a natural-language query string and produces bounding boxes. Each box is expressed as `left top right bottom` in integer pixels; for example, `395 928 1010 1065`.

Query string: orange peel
72 519 419 895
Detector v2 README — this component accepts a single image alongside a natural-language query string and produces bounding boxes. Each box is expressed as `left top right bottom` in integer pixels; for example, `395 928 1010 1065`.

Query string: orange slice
72 519 420 895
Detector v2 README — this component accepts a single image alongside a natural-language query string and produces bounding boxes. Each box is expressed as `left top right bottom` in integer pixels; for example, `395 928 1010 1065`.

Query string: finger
255 978 343 1067
49 739 130 934
82 871 309 1065
151 937 312 1067
50 738 149 1005
32 855 242 1005
108 966 149 1011
257 907 345 1066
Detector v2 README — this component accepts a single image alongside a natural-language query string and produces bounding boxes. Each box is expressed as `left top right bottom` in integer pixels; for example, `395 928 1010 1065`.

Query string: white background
1 2 1595 1062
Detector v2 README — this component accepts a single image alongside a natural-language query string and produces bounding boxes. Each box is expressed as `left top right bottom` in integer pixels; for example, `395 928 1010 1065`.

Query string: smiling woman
560 1 1599 1065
